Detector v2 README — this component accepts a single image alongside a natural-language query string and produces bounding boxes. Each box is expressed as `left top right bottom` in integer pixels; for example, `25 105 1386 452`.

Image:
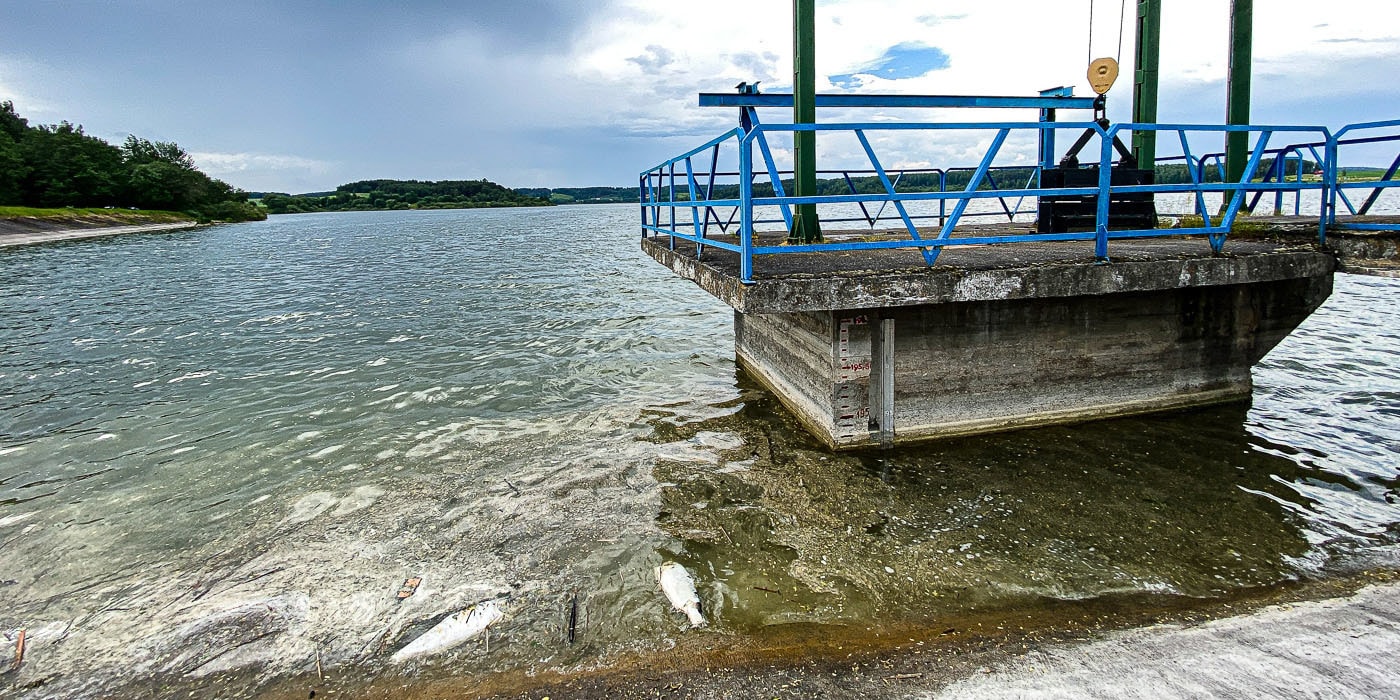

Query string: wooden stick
13 628 25 672
568 593 578 644
315 647 323 681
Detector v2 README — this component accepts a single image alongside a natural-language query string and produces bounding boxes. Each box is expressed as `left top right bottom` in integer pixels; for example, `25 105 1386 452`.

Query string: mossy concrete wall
736 274 1331 449
645 236 1337 448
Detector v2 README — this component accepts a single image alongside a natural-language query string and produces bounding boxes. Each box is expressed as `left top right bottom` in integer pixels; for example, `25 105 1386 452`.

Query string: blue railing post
938 170 947 225
740 133 755 283
1096 125 1113 261
684 156 703 259
1323 134 1339 243
639 173 648 238
667 162 677 250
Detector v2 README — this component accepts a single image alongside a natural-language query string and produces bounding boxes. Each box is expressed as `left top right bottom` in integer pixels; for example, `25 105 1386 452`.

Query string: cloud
627 45 676 73
193 152 330 174
7 0 1397 192
0 55 62 119
191 152 335 193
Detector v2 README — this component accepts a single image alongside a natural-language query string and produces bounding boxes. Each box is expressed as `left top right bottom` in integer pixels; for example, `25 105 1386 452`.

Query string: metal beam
1038 86 1075 170
1226 0 1253 186
1132 0 1162 166
699 93 1098 110
791 0 822 243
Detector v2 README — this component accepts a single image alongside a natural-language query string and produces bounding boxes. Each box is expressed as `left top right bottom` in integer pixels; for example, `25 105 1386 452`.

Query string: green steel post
1226 0 1253 188
791 0 822 243
1131 0 1161 168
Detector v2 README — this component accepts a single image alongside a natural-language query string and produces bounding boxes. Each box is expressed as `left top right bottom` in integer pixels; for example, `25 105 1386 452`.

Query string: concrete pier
645 232 1337 449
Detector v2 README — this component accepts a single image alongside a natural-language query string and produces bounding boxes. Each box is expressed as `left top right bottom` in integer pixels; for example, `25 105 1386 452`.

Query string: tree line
515 187 635 204
260 179 550 214
0 101 264 222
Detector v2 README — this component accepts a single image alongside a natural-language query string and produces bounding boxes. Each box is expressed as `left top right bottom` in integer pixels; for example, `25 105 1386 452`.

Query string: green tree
21 122 125 207
0 101 31 203
0 131 25 204
0 100 28 141
121 136 206 210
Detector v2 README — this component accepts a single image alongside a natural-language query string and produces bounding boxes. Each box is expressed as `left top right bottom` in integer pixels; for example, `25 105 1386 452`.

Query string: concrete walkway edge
930 583 1400 699
0 222 201 248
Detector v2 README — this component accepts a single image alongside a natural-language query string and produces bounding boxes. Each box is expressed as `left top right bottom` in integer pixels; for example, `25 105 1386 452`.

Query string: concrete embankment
0 216 200 248
934 582 1400 699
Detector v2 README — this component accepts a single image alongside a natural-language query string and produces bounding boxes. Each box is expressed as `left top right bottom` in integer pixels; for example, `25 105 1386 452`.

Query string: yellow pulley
1088 57 1119 95
1084 0 1126 95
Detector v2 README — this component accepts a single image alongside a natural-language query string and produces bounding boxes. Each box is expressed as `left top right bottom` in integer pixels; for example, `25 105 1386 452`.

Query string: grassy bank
0 206 193 225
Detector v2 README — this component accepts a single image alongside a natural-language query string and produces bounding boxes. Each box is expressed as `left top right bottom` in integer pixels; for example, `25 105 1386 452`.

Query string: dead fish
655 562 705 627
391 599 504 662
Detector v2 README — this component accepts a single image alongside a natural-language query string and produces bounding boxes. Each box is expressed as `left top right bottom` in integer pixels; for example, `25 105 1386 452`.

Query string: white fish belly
392 600 504 662
655 562 705 627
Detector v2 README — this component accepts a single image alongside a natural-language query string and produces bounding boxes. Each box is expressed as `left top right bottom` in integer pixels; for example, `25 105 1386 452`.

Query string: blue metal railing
1328 119 1400 230
640 118 1400 283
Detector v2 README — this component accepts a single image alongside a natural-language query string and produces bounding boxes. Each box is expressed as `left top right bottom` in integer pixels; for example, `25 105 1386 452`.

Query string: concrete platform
643 231 1336 448
643 233 1335 313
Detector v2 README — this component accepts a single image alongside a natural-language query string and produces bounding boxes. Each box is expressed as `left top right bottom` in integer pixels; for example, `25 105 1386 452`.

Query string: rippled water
1 205 1397 696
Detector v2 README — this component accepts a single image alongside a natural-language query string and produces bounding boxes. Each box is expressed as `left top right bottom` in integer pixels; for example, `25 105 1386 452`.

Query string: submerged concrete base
735 275 1331 449
646 235 1336 449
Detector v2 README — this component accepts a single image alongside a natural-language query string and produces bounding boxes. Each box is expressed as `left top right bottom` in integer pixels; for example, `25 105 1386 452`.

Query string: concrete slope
0 222 200 248
933 584 1400 700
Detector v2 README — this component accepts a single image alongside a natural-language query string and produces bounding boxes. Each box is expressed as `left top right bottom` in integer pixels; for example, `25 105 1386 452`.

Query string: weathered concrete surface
1329 235 1400 278
736 274 1332 448
1228 215 1400 278
933 583 1400 700
642 234 1335 313
0 221 200 248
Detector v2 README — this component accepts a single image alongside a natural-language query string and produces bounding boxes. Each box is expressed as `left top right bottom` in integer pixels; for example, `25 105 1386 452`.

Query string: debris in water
655 562 705 627
391 599 505 662
568 592 579 644
4 628 24 674
396 576 422 600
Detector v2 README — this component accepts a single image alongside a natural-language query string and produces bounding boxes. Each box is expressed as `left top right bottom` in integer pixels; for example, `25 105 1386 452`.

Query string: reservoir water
1 204 1398 696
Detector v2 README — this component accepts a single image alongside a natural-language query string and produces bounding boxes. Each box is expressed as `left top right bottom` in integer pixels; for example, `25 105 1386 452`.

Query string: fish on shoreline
391 599 505 662
655 562 706 627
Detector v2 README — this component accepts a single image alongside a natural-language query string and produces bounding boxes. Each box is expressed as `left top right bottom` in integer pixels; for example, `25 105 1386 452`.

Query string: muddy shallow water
1 205 1397 697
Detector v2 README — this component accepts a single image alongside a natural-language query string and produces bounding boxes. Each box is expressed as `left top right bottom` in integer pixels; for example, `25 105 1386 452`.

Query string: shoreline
223 568 1400 699
0 221 202 248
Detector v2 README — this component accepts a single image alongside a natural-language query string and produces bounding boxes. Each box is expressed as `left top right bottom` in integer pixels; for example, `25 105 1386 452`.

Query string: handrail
639 118 1400 283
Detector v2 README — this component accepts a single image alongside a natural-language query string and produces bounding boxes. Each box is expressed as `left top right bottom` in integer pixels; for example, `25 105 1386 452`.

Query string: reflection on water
0 206 1397 697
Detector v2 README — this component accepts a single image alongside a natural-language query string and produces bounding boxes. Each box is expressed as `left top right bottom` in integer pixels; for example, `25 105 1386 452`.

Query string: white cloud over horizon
2 1 1398 192
191 152 336 194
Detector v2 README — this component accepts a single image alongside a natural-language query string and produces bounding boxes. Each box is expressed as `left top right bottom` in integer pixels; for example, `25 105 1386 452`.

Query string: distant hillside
260 179 550 214
516 187 634 204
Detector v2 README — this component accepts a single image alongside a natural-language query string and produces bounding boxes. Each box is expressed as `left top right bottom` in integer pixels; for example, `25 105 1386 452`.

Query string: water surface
0 205 1397 696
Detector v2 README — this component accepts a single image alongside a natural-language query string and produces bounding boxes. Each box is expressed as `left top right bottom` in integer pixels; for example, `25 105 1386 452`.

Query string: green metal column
791 0 822 243
1131 0 1161 167
1225 0 1253 186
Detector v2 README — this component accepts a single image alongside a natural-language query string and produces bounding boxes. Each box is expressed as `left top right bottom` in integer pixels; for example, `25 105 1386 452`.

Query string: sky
2 0 1398 194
